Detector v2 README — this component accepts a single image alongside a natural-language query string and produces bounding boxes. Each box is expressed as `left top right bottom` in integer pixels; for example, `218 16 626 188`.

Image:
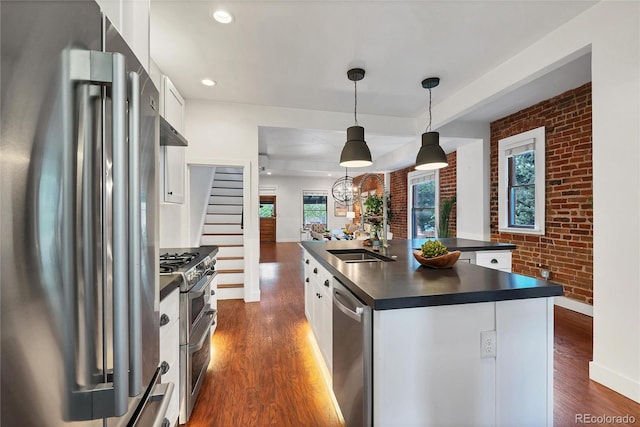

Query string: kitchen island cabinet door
372 297 554 427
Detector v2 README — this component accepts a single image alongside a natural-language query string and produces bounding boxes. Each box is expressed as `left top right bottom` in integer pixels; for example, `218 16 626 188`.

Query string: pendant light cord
426 87 432 132
354 80 359 126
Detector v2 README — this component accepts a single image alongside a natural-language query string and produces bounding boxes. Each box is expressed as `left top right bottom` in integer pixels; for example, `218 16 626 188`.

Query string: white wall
456 139 489 241
188 166 215 247
259 175 355 242
438 121 492 241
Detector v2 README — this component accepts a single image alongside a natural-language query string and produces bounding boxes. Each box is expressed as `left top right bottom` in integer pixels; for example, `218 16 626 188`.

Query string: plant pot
413 250 461 269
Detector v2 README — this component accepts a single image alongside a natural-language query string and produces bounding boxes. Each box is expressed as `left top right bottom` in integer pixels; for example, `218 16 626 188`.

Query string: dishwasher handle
333 288 364 322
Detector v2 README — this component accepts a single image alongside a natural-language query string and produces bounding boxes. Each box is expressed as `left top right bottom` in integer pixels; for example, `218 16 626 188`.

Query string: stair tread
218 283 244 289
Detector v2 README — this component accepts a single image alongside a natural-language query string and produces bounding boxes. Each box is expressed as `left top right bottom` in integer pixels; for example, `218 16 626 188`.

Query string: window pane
411 178 436 239
413 209 435 238
260 203 274 218
413 181 435 207
303 195 327 224
513 151 535 185
510 186 535 227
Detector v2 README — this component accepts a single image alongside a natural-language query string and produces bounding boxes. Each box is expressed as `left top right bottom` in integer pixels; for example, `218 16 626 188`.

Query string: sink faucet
358 173 388 250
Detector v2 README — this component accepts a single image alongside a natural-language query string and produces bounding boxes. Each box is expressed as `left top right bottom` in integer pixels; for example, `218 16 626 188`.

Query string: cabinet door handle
167 191 173 195
305 259 309 264
305 277 309 283
491 259 498 264
313 268 318 274
160 314 170 326
324 280 330 287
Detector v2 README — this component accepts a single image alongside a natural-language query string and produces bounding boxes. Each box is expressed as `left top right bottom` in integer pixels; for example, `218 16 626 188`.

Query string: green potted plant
438 195 456 238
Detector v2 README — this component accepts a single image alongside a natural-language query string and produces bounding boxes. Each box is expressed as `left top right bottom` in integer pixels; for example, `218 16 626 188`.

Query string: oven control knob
162 418 170 427
160 361 170 375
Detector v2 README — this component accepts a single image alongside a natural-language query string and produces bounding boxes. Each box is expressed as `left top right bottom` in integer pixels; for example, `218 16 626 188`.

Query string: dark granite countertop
411 237 516 252
160 274 182 300
301 239 562 310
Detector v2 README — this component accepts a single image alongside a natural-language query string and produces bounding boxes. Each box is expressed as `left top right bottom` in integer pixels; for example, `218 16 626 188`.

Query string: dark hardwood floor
187 242 640 426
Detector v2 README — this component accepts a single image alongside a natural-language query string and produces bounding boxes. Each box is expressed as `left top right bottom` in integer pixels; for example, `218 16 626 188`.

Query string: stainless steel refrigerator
0 1 172 426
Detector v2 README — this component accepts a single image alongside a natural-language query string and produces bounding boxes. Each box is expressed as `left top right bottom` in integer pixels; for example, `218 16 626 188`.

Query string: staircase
201 167 245 299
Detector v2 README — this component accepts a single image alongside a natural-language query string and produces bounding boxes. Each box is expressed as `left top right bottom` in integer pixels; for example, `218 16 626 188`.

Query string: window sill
498 226 545 236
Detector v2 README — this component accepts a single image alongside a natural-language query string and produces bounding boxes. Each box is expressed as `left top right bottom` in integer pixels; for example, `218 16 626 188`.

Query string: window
498 126 545 235
408 171 437 239
260 198 275 218
302 191 327 225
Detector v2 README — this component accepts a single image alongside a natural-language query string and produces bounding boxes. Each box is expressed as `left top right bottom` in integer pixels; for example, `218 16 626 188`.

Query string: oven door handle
189 271 217 297
188 309 215 353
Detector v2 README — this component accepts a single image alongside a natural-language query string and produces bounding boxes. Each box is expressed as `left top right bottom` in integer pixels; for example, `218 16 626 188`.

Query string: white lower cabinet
302 250 333 375
476 250 512 272
460 249 513 272
373 297 554 426
160 288 180 427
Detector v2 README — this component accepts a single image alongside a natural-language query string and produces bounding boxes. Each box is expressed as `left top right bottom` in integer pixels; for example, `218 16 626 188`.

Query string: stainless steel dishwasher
333 277 373 427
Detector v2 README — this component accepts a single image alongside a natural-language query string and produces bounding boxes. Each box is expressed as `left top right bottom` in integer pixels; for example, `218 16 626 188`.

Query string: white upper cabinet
161 75 185 133
96 0 150 70
160 75 186 204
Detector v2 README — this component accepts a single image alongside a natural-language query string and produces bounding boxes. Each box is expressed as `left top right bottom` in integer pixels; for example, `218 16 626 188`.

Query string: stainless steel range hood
160 116 188 146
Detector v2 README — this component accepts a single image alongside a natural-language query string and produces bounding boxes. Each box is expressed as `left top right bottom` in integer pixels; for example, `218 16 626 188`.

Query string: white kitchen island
302 239 561 427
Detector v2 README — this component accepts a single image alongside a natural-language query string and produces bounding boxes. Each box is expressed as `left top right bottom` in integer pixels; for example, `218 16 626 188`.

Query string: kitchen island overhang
301 239 563 311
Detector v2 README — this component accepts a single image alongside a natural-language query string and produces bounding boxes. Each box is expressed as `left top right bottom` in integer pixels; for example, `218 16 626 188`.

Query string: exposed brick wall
388 152 458 239
352 173 384 224
439 151 457 237
490 82 593 304
389 166 413 238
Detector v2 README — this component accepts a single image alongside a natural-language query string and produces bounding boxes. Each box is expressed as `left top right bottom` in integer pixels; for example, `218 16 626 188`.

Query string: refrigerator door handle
65 48 129 419
128 70 143 398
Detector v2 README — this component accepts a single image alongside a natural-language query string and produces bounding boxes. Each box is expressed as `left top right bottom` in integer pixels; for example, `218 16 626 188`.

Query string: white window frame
498 126 545 235
301 190 328 226
407 170 439 239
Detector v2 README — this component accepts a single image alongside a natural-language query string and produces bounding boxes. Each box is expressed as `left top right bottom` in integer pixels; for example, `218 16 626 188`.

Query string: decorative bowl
413 250 461 269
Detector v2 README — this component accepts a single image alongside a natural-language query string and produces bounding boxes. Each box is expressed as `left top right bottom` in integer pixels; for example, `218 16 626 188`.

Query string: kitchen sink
328 249 394 263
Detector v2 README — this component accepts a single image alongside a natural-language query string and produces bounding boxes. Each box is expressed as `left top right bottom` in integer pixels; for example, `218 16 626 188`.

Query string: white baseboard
245 288 261 302
217 287 245 300
589 361 640 403
554 296 593 317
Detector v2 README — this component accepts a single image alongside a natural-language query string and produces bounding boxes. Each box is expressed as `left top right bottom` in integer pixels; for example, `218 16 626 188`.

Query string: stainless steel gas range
160 247 218 424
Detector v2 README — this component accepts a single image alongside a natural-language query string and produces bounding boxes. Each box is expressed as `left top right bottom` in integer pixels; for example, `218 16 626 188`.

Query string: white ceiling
150 1 595 176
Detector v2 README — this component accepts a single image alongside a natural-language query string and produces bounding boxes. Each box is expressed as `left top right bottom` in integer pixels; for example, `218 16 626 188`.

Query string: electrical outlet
481 331 497 358
541 269 550 280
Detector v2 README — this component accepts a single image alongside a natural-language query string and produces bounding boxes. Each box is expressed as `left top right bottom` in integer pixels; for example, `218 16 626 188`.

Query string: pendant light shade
340 68 372 168
416 77 448 171
340 125 372 167
415 131 448 170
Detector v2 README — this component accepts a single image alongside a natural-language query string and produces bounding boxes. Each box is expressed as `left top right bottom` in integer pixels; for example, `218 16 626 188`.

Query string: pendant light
332 168 355 206
415 77 448 170
340 68 372 167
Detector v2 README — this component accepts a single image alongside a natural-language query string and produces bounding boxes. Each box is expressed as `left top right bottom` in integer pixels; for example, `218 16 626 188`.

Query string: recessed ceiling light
267 171 272 175
212 10 233 24
201 78 216 87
